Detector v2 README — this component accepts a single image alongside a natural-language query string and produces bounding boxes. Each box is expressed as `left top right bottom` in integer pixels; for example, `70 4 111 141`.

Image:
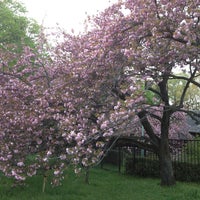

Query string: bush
125 157 200 183
125 157 160 178
173 162 200 182
102 149 120 166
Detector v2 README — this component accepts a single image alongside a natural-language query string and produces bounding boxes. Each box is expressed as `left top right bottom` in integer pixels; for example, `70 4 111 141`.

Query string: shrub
125 157 200 183
173 162 200 182
125 157 160 178
102 149 120 166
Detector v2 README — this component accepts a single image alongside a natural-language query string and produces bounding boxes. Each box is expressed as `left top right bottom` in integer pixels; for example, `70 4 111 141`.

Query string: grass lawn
0 167 200 200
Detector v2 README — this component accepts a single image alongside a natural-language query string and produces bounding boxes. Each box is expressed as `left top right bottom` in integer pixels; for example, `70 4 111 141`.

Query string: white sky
20 0 118 33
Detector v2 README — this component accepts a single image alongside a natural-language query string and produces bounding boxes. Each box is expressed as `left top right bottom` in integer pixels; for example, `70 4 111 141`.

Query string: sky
21 0 118 33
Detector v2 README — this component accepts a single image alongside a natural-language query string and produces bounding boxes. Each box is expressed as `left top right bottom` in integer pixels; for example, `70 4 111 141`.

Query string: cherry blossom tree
0 0 200 188
0 42 106 187
53 0 200 186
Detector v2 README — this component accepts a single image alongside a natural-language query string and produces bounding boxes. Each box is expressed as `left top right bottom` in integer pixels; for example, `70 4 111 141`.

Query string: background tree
0 0 40 67
168 74 200 110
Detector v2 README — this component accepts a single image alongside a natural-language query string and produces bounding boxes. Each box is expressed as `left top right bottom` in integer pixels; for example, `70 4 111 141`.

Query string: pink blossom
54 170 60 175
17 162 24 167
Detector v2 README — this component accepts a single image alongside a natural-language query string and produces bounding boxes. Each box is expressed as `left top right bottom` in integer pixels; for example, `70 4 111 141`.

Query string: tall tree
168 74 200 110
0 0 40 55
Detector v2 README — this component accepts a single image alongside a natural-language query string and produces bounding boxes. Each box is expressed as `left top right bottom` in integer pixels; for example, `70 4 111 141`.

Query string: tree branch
148 87 162 98
0 71 32 86
176 109 200 124
137 110 160 148
158 78 169 105
169 74 200 88
178 68 197 108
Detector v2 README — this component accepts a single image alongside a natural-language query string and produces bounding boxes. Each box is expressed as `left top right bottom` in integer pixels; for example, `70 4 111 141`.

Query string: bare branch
137 110 160 148
176 109 200 124
148 87 162 98
179 68 197 108
169 74 200 88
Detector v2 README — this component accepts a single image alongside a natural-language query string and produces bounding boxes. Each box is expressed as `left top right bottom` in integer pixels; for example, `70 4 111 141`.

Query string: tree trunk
159 136 175 186
85 166 90 184
42 174 47 193
159 108 176 186
138 109 176 186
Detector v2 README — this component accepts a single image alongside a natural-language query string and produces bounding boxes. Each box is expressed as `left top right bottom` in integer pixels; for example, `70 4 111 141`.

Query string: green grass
1 167 200 200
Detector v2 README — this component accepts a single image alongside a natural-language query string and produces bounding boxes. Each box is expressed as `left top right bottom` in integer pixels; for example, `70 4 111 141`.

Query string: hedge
125 157 200 183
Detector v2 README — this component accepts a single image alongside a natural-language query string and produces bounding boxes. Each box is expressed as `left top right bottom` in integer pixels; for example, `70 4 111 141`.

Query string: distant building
187 112 200 137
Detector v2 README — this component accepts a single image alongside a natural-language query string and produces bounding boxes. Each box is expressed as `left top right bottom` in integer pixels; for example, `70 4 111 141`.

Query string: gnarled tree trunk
159 134 175 186
159 108 175 186
138 109 176 186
